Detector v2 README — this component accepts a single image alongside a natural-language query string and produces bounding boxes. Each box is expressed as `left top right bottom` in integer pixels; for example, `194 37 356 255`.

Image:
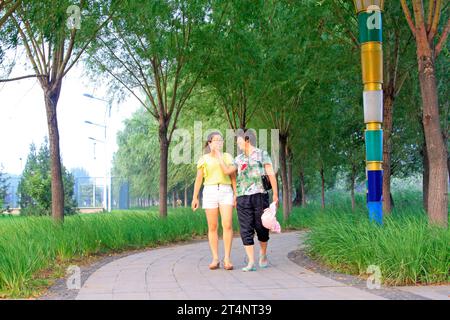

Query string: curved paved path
75 232 448 300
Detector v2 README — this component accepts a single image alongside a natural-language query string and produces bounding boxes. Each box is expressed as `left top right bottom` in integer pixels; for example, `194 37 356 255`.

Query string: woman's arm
218 153 237 175
265 163 279 206
231 171 237 208
191 169 204 211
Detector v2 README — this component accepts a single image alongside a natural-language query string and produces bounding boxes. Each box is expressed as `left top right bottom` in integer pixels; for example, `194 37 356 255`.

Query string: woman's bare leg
219 204 234 266
205 208 219 265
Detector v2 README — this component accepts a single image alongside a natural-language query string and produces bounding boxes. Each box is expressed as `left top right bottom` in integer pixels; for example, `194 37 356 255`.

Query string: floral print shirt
233 148 273 197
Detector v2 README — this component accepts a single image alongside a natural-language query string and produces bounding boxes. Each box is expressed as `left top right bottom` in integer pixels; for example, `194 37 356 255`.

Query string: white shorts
202 184 234 209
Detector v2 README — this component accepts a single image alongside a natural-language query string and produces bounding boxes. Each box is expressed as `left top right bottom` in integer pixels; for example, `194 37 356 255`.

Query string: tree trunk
293 185 301 206
320 166 325 209
184 185 188 208
447 155 450 182
159 127 169 218
382 94 394 214
287 147 293 215
279 135 289 220
417 52 448 227
421 140 429 212
300 169 306 207
351 165 356 211
44 86 64 222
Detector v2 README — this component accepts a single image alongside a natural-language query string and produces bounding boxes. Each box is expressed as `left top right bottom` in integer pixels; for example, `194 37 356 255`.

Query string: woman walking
218 131 279 272
192 132 237 270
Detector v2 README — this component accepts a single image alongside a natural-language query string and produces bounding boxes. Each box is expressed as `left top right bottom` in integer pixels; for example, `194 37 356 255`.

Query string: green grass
0 191 448 297
285 191 450 286
0 208 217 297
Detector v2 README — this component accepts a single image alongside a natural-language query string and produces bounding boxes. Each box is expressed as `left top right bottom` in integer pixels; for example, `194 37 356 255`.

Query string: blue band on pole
367 170 383 202
368 201 383 224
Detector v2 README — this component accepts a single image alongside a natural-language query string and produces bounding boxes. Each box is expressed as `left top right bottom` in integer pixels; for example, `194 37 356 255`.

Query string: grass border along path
1 192 448 298
285 194 450 287
0 208 226 298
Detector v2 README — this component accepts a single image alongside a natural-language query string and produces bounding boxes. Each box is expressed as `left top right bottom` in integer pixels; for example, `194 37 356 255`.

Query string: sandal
223 260 234 271
259 254 269 269
242 264 256 272
209 260 220 270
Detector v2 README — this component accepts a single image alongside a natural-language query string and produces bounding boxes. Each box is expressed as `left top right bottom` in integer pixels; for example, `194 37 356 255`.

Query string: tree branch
62 2 121 78
91 55 157 118
0 74 46 82
0 0 21 28
400 0 417 37
428 0 442 42
19 14 46 76
10 15 42 83
113 29 157 112
427 0 436 32
435 17 450 56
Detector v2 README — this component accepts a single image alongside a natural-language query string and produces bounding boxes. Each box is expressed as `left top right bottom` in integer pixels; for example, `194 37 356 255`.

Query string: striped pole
354 0 384 224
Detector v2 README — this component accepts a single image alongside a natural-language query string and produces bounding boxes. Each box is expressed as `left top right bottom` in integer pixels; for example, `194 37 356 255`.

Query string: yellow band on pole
364 83 383 91
361 42 383 85
366 123 382 130
367 162 383 171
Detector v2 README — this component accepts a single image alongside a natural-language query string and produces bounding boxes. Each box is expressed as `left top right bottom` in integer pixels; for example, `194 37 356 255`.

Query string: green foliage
105 0 445 208
1 0 115 52
17 139 77 216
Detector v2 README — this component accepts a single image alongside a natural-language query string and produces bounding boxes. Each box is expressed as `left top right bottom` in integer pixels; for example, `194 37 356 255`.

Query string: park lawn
0 192 448 298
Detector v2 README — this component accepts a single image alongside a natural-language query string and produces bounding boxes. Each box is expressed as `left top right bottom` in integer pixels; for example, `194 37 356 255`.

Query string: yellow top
197 153 234 185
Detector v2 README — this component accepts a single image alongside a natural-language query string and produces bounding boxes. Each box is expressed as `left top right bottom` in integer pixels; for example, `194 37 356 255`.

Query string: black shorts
236 192 270 246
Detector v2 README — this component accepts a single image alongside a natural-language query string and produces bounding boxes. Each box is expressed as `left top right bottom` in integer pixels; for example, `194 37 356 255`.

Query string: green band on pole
365 130 383 161
358 11 383 43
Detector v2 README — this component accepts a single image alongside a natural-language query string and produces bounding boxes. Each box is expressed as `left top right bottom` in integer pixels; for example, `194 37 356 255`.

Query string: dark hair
204 131 223 154
236 129 257 147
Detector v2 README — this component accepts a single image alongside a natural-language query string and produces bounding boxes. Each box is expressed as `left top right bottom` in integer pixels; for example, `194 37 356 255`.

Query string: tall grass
286 191 450 286
0 209 214 297
0 191 448 297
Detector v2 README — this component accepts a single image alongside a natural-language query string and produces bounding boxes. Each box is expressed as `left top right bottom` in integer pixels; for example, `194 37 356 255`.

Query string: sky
0 57 139 177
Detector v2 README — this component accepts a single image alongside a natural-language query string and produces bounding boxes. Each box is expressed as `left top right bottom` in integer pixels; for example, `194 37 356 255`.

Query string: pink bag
261 202 281 233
